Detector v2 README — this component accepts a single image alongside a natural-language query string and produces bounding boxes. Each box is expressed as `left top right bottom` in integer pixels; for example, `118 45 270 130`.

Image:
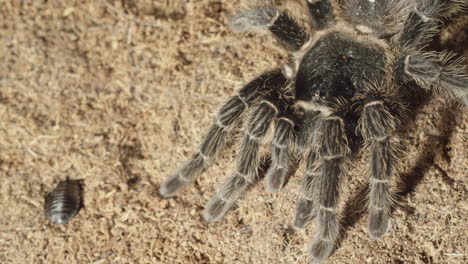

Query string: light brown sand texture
0 1 466 264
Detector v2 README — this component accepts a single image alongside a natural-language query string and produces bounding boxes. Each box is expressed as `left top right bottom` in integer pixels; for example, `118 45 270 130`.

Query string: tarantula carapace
160 0 467 262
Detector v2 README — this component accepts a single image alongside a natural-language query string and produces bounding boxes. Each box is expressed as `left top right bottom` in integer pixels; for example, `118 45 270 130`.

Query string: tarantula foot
368 209 390 239
229 7 277 34
203 196 231 223
308 238 334 264
160 153 206 198
265 165 288 193
293 199 316 229
159 174 185 198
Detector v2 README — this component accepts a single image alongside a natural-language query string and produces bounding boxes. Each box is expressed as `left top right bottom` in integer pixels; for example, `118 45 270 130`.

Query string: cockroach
44 179 83 224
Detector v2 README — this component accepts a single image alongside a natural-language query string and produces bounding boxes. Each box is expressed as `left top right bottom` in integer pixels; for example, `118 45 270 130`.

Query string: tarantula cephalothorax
160 0 467 263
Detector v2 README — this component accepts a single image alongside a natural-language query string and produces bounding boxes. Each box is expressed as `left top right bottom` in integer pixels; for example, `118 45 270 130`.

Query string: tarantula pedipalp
160 0 468 263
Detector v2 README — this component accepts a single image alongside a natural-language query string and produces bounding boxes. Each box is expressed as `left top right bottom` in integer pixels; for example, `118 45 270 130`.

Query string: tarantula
160 0 467 262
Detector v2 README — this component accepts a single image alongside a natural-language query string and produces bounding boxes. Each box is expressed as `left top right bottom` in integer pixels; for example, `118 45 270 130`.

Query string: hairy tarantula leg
296 111 320 154
307 114 351 263
398 0 466 48
265 115 295 193
230 7 309 50
400 51 468 105
306 0 335 30
294 149 318 229
359 99 400 239
203 100 279 222
293 111 321 228
159 70 287 198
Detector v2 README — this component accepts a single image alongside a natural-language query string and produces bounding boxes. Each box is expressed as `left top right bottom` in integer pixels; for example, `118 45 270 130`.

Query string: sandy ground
0 1 466 264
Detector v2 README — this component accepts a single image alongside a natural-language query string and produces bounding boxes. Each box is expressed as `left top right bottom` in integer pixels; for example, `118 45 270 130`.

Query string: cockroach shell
44 180 83 224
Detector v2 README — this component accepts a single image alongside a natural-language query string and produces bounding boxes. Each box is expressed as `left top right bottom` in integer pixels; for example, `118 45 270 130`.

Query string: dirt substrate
0 1 466 264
